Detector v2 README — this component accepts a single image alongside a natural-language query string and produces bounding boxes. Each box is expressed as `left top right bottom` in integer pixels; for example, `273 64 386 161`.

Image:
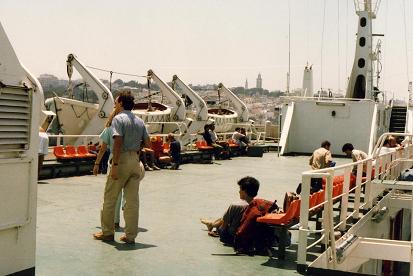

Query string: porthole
359 37 366 47
360 17 367 27
358 58 365 68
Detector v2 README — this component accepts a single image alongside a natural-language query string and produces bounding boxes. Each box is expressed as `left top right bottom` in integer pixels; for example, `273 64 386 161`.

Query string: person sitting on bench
167 133 181 170
232 127 248 154
200 176 275 252
141 148 160 171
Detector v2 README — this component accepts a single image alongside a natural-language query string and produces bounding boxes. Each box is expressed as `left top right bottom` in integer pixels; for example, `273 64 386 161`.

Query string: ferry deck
36 152 347 275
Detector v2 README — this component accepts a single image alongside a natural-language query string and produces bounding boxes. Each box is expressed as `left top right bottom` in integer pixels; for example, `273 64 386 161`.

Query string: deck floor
36 153 347 275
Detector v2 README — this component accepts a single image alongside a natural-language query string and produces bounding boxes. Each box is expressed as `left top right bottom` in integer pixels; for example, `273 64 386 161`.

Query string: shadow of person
115 242 157 251
261 257 297 271
97 227 148 233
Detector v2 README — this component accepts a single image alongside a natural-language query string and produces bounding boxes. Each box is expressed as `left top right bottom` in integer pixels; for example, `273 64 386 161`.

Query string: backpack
234 199 275 253
283 192 299 212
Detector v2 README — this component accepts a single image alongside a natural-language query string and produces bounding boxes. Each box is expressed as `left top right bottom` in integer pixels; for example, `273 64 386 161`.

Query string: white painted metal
132 70 186 135
346 0 378 99
280 0 391 156
280 98 388 154
0 21 41 275
302 65 314 97
147 70 185 122
279 102 294 155
217 83 248 123
298 133 413 275
207 83 250 133
171 75 210 145
46 54 115 145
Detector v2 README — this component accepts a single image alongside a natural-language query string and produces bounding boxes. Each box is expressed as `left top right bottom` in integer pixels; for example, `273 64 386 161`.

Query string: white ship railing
280 96 376 103
48 134 99 146
215 122 268 145
297 132 413 273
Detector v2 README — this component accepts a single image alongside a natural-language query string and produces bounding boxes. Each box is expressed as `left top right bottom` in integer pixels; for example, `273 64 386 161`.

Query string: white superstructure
0 22 42 275
279 0 391 156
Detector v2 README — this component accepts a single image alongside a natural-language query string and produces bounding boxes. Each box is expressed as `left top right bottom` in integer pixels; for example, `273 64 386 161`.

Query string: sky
1 0 412 100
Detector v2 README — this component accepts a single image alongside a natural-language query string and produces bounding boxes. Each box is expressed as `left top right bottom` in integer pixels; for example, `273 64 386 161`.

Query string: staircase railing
297 132 413 272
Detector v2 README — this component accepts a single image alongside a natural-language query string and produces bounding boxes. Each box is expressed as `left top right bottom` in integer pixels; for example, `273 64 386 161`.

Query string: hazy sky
1 0 412 99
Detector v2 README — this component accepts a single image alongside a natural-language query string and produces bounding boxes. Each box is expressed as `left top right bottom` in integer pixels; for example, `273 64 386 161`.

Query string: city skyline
1 0 412 100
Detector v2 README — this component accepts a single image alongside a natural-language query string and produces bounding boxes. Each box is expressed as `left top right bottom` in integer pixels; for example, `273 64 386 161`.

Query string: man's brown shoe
120 235 135 244
93 232 114 242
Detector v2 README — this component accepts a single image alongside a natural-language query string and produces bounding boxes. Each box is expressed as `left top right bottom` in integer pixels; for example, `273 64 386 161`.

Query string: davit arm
171 75 208 121
66 53 114 119
218 83 249 122
147 69 185 121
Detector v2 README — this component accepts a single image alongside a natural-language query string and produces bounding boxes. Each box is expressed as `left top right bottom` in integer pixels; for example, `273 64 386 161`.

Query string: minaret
302 65 314 97
245 79 248 89
256 73 262 89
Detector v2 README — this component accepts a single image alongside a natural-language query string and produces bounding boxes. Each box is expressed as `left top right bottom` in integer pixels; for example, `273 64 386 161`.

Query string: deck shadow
261 257 297 271
114 242 157 251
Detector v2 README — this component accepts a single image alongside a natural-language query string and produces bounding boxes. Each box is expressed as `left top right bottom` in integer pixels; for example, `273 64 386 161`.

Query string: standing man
342 143 368 175
308 141 333 192
94 91 150 244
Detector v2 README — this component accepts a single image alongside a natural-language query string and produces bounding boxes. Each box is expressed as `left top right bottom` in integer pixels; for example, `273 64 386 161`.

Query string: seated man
239 128 251 145
167 133 181 170
200 176 275 252
232 127 249 154
201 124 223 156
141 148 160 171
208 124 230 159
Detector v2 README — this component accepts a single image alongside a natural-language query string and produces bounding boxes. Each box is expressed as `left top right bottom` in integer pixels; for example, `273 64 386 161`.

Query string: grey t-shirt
111 110 149 152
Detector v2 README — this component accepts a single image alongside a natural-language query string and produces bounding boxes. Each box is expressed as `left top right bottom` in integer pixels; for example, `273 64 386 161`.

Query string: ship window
358 58 365 68
359 37 366 47
360 17 367 27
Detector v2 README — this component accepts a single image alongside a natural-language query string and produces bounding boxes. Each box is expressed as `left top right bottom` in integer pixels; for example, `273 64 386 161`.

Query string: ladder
389 106 407 133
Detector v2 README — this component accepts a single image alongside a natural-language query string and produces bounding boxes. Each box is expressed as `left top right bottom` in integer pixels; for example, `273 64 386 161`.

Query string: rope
345 0 348 81
306 0 310 62
320 0 327 91
109 71 113 92
382 0 389 90
337 0 340 93
402 0 411 84
86 65 147 78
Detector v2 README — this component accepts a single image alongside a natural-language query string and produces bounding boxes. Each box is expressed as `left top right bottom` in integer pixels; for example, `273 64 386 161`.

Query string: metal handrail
297 141 413 269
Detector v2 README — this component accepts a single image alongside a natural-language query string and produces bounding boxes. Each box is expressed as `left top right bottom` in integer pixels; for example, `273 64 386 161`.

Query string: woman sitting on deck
201 176 276 253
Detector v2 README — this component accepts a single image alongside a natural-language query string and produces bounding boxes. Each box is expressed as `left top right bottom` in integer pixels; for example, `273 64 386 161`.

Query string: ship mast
346 0 381 100
287 0 291 94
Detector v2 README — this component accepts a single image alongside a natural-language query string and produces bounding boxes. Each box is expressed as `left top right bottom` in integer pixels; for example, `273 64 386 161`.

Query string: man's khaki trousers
101 151 143 240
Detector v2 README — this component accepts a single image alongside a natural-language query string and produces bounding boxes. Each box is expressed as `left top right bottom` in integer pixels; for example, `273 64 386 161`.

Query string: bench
257 176 349 259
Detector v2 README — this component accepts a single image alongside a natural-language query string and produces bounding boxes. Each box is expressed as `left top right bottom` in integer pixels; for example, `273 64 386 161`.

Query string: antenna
287 0 291 94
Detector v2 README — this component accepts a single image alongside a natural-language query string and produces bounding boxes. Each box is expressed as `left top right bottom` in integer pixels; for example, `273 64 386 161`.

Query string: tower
302 65 314 97
256 73 262 89
345 0 378 100
245 79 248 89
